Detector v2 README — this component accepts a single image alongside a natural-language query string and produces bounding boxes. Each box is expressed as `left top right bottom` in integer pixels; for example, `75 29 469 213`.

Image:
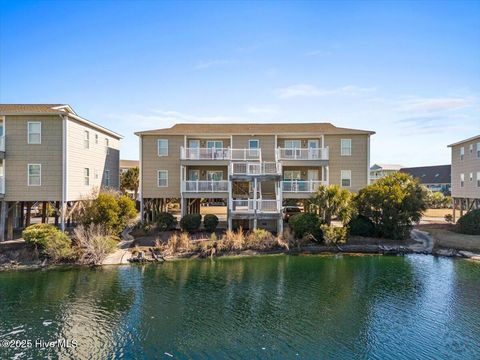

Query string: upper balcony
229 162 282 177
230 199 281 214
180 147 261 162
182 180 228 193
276 147 329 163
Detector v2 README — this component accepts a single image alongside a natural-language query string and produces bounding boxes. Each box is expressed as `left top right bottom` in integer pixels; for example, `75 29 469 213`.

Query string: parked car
282 206 301 221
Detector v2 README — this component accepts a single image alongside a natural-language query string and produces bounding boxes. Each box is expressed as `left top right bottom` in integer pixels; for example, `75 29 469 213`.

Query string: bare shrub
74 224 118 265
163 232 191 255
218 228 245 251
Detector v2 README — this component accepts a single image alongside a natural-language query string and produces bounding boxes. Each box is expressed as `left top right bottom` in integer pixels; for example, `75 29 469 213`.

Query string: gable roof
370 163 403 171
447 135 480 147
0 104 122 139
400 165 451 184
135 123 375 136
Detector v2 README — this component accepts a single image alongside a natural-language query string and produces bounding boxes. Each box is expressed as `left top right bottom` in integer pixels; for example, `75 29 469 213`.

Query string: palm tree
311 185 353 225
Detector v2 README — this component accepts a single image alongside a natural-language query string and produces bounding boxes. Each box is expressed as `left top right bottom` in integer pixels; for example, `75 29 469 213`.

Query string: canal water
0 254 479 359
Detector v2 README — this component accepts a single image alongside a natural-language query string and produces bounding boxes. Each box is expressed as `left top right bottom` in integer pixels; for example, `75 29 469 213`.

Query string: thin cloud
195 59 236 69
246 105 279 115
399 97 474 113
275 84 376 99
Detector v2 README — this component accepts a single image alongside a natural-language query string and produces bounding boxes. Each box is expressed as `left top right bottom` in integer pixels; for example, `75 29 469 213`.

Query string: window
206 140 223 149
284 171 301 180
84 131 90 149
157 170 168 187
477 172 480 188
460 173 464 188
27 164 41 186
477 143 480 158
95 134 99 144
157 139 168 156
470 173 473 182
207 171 223 181
469 144 473 153
341 139 352 156
105 138 110 155
341 170 351 187
249 139 259 149
285 140 301 149
104 170 110 186
460 147 464 160
27 122 41 144
84 168 90 186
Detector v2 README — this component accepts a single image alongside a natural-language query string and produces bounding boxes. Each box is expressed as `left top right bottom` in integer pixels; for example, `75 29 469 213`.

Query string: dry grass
422 227 480 253
217 228 245 251
424 208 451 218
73 224 118 265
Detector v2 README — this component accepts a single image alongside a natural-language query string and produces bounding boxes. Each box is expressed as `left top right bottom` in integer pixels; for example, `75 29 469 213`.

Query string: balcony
282 180 327 193
230 199 281 213
182 180 228 193
180 147 261 161
276 147 329 161
229 162 282 176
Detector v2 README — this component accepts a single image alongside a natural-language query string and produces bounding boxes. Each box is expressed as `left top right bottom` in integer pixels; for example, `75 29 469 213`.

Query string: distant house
370 164 403 182
448 135 480 220
120 159 139 174
400 165 451 194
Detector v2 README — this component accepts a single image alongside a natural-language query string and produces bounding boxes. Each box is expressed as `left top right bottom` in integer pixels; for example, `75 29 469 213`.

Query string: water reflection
0 255 479 359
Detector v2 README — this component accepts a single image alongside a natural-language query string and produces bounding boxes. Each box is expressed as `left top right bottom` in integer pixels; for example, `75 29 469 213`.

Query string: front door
308 140 319 159
308 169 319 192
188 139 200 159
207 140 224 159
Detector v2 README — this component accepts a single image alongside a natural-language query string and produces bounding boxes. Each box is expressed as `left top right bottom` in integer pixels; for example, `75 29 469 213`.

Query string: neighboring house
0 104 122 240
369 163 402 182
448 135 480 221
136 123 374 233
120 159 139 174
400 165 451 194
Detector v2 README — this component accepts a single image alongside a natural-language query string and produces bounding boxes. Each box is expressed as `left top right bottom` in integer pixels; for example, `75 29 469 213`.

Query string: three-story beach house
0 104 122 240
136 123 374 233
448 135 480 221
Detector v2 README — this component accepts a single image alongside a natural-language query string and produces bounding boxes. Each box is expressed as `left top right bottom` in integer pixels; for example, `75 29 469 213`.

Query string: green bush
203 214 219 232
42 232 76 262
244 228 277 250
180 213 202 232
22 224 75 262
157 212 177 231
22 224 60 248
288 212 323 241
78 193 137 234
348 215 376 237
321 225 348 245
354 172 427 240
456 210 480 235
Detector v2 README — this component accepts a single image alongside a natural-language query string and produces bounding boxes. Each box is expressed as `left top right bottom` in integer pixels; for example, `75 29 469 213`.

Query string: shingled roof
400 165 451 184
135 123 375 136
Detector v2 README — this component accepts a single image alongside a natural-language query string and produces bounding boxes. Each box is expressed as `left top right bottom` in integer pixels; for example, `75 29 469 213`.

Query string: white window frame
84 168 90 186
206 140 223 149
84 130 90 149
157 170 168 187
27 121 41 144
27 164 41 186
341 170 352 187
460 147 464 160
207 170 224 181
460 173 464 188
477 172 480 188
104 169 110 186
341 139 352 156
248 139 259 149
157 139 169 156
477 143 480 158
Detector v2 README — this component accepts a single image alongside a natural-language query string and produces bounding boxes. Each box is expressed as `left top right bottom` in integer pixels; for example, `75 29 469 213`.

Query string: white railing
180 147 261 161
276 147 329 161
182 180 228 192
0 136 4 152
282 180 327 193
230 199 281 213
230 148 261 161
0 176 4 194
230 162 282 176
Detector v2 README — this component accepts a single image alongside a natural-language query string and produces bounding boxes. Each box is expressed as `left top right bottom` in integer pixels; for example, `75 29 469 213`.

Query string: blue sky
1 0 479 165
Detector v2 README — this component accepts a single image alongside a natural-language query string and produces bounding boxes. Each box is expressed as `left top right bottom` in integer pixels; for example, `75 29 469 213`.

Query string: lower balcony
229 162 282 177
282 180 327 193
182 180 228 193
